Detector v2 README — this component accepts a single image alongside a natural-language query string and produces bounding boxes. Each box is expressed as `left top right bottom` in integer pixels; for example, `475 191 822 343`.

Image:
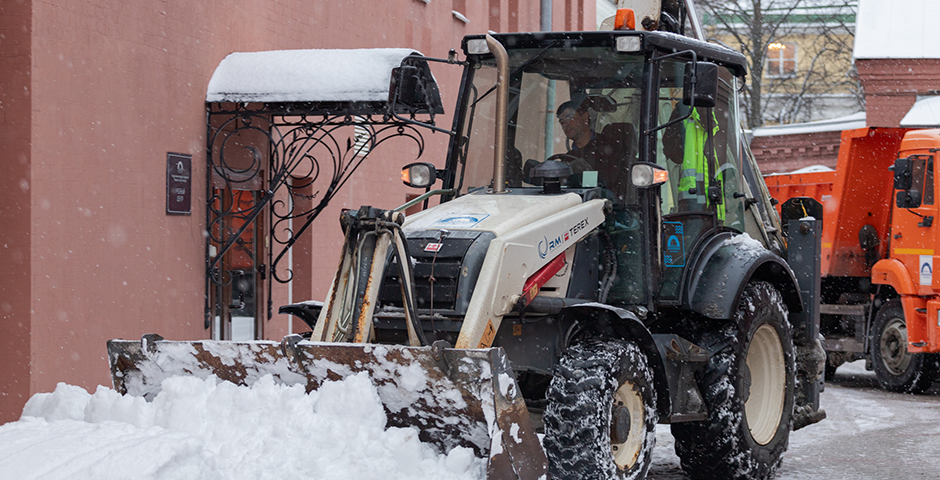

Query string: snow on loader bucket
107 334 548 479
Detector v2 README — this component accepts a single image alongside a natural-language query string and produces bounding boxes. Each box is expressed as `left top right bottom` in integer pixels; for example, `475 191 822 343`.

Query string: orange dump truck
765 127 940 393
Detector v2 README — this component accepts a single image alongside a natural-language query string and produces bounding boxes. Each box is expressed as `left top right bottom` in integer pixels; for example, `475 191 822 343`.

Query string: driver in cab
554 98 632 197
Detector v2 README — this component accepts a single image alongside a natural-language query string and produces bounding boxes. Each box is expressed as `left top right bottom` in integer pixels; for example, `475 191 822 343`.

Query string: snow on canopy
206 48 421 103
854 0 940 59
901 96 940 127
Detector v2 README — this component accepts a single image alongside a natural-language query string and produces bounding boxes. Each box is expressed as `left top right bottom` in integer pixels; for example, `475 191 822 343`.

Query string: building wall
856 58 940 127
751 130 842 174
0 0 593 424
0 0 33 423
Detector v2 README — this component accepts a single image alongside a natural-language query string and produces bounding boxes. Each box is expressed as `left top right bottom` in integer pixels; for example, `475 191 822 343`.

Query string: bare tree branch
699 0 861 127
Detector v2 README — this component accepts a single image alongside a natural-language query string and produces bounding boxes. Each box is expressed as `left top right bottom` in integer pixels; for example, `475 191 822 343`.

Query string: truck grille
379 230 493 314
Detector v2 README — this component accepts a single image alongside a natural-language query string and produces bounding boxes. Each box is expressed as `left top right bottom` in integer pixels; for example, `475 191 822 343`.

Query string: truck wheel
543 340 658 480
870 300 938 393
672 281 795 480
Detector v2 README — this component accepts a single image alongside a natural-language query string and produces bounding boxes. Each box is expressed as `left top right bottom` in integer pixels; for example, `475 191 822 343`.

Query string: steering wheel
545 153 583 163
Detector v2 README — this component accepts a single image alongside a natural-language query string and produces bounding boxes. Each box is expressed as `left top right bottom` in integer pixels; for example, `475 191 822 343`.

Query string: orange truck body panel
765 127 907 278
765 127 940 353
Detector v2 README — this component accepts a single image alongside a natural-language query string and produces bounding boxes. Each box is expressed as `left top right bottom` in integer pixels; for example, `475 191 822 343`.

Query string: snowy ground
648 360 940 479
2 360 938 479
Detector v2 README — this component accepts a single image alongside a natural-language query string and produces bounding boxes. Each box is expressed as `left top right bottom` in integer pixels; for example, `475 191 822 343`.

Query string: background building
702 0 861 128
750 112 864 174
854 0 940 128
0 0 594 424
751 0 940 173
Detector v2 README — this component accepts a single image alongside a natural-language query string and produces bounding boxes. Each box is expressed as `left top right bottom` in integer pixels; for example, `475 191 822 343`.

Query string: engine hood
402 192 584 237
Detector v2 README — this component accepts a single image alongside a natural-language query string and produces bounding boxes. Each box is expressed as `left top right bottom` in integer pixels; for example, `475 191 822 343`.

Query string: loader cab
450 31 749 309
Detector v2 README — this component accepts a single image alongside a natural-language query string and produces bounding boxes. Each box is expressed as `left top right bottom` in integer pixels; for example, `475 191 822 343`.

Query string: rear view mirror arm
389 54 466 136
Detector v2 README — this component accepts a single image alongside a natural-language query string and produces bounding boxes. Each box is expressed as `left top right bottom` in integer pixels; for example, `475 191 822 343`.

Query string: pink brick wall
0 0 592 423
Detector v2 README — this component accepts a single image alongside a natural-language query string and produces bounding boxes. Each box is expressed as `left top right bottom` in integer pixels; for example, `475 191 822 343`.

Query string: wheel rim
610 381 645 470
745 324 786 446
880 317 911 376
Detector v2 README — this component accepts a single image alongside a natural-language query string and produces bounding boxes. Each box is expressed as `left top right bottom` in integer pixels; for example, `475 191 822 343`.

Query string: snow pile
724 232 766 253
0 374 484 480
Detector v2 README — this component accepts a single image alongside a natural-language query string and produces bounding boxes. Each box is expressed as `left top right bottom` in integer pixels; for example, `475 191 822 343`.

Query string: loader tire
870 300 939 393
543 340 657 480
672 281 795 480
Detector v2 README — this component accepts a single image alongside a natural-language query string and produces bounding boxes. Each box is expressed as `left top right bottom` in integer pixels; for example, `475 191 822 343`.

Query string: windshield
456 46 645 201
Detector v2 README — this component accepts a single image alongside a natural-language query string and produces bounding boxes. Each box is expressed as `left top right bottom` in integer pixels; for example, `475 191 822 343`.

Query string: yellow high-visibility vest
677 108 723 219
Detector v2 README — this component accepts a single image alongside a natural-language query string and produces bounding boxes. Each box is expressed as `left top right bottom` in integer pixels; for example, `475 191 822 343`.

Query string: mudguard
686 232 803 320
560 303 672 418
871 258 918 295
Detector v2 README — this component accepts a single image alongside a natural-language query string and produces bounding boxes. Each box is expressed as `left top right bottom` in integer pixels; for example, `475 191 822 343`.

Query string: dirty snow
0 374 484 480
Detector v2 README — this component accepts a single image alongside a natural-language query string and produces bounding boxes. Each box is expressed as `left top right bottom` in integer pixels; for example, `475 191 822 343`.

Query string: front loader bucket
108 334 547 479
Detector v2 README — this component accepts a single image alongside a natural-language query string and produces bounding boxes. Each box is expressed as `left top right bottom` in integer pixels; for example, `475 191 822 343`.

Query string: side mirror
390 65 421 107
388 63 444 114
897 190 922 209
682 61 719 108
632 163 669 188
892 157 913 190
401 162 438 188
892 157 922 208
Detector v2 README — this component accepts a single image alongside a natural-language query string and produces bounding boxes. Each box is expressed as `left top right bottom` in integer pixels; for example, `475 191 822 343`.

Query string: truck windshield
457 46 645 202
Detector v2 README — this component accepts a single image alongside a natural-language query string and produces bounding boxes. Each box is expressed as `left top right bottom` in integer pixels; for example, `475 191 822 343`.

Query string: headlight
467 39 490 55
616 36 642 53
402 162 438 188
631 163 668 188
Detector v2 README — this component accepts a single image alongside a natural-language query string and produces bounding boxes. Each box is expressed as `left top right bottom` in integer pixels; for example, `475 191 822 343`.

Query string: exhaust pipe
485 34 510 194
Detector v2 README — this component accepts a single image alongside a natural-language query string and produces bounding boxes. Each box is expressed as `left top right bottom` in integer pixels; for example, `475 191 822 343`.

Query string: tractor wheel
543 340 658 480
870 300 939 393
672 281 795 480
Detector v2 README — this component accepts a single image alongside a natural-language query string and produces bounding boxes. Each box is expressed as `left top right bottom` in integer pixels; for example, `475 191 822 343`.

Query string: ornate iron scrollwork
206 102 430 321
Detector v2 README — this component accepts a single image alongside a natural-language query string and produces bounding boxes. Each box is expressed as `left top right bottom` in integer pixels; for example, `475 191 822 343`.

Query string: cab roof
461 31 748 79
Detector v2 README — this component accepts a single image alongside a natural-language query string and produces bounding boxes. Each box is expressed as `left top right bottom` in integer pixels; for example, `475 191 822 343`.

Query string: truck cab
875 129 940 356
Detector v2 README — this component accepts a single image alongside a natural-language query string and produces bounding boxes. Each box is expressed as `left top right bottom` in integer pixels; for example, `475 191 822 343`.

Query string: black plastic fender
686 232 803 320
561 303 672 418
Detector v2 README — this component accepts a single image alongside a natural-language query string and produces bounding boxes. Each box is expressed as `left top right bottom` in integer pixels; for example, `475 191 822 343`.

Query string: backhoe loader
109 1 826 478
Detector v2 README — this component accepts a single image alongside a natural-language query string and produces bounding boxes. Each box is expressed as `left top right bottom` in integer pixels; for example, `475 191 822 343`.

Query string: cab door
890 152 937 295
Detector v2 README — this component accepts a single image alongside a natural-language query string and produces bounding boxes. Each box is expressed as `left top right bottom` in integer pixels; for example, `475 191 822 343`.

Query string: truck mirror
401 162 438 188
390 65 423 108
682 61 718 108
388 60 446 116
892 157 913 190
897 189 922 209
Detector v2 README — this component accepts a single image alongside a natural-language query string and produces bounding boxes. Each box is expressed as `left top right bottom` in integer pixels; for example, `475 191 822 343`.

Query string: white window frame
766 42 797 78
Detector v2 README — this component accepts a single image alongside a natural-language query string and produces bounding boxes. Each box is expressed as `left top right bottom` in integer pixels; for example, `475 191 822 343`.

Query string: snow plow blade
107 334 547 479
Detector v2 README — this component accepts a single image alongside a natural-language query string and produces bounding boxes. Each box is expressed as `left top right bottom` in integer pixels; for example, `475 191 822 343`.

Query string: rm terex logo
538 218 590 259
